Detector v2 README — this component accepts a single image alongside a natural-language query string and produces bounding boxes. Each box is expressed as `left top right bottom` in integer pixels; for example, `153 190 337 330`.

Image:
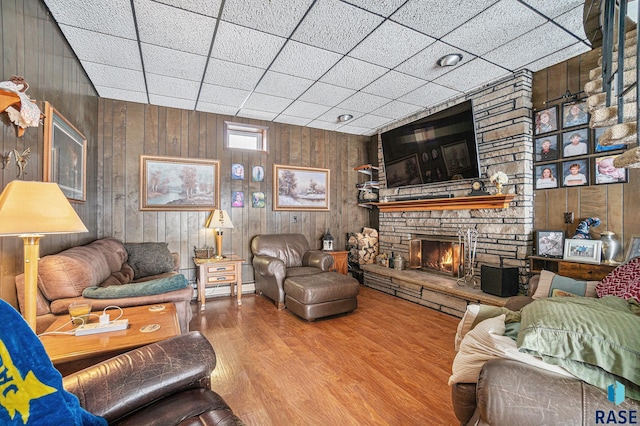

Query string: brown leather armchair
63 331 244 425
251 233 334 309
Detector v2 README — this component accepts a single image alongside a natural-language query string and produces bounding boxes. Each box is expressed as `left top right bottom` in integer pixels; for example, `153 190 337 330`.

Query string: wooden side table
194 255 244 311
326 250 349 275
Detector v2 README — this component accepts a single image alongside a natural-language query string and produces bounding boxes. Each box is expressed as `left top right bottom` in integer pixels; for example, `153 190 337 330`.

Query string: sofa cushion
595 257 640 301
532 270 598 299
82 274 189 299
125 242 174 279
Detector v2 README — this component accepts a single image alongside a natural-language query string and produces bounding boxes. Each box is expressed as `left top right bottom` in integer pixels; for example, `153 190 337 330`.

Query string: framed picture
535 135 559 162
231 164 244 180
232 191 244 207
441 141 471 176
562 100 588 128
140 155 220 211
535 164 559 190
43 102 87 202
385 154 422 187
595 127 625 152
625 236 640 262
252 191 265 208
562 159 589 187
534 106 558 135
563 238 602 264
536 230 565 257
252 165 265 182
274 164 329 211
595 155 627 184
562 128 589 157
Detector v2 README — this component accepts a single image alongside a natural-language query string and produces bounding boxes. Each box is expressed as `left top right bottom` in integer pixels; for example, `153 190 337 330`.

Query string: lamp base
212 254 226 259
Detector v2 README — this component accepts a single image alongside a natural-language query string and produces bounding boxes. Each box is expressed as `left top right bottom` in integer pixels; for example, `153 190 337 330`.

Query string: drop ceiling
43 0 592 136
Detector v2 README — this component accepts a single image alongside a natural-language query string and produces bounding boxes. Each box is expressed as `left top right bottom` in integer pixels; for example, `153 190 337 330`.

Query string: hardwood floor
190 285 460 425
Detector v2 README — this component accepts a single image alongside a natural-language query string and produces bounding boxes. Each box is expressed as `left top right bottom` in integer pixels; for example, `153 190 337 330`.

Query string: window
224 121 268 152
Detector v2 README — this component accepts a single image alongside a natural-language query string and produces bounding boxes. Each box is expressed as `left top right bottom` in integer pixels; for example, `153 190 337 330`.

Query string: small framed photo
231 191 244 207
562 129 589 157
231 164 244 180
562 100 588 128
535 164 559 190
595 155 627 184
625 236 640 262
252 191 265 208
535 135 559 162
536 230 565 258
562 159 589 187
534 106 558 135
252 165 265 182
563 239 602 264
594 126 625 152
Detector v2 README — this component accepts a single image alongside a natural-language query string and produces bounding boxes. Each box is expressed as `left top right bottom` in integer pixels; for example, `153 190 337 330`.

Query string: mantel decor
373 194 515 212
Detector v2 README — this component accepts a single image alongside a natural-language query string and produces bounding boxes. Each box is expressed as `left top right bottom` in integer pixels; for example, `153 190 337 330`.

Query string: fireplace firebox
408 236 463 277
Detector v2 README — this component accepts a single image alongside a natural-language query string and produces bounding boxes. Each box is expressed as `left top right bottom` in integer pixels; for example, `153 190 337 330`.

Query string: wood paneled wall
532 48 640 253
97 100 372 284
0 0 99 307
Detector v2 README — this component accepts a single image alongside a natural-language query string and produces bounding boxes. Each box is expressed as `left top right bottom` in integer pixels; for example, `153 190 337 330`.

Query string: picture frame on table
563 239 602 264
140 155 220 211
43 102 87 202
625 236 640 262
273 164 330 211
536 230 565 258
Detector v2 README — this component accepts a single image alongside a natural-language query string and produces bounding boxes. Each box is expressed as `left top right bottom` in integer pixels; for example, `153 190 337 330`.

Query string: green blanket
517 296 640 400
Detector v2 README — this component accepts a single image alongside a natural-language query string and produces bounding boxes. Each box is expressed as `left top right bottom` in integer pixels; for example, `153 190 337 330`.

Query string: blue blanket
0 300 106 425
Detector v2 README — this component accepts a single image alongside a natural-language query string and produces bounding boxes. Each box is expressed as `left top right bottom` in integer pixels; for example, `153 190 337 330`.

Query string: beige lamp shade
0 181 88 235
205 209 234 230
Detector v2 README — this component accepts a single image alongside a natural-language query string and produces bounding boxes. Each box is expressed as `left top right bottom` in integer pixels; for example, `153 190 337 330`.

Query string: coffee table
40 303 180 375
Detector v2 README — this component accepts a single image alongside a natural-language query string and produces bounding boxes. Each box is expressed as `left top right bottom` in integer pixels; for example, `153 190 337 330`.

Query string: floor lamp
0 181 88 330
204 209 234 259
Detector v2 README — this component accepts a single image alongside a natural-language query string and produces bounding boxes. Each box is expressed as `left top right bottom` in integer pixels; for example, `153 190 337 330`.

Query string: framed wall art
563 239 602 264
595 155 627 185
140 155 220 211
562 100 588 128
232 191 244 207
595 127 625 152
625 236 640 262
536 230 565 257
535 164 559 190
534 106 558 135
273 164 329 211
43 102 87 202
562 159 589 187
535 135 559 162
252 191 265 208
252 165 264 182
231 164 244 180
561 128 589 157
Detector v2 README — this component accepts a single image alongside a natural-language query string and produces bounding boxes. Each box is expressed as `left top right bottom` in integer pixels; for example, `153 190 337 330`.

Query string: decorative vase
600 231 621 264
495 182 503 194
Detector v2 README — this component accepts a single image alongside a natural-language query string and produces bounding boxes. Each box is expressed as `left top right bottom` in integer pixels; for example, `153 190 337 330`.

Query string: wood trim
372 194 515 212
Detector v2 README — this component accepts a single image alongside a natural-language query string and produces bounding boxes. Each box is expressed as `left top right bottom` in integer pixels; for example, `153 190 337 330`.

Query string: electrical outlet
293 216 298 223
564 212 574 224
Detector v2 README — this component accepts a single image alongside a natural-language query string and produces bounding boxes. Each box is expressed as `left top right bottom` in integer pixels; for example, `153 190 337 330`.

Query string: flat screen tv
380 100 480 189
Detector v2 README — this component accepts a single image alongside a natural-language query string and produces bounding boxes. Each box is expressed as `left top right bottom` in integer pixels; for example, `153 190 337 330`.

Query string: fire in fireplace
408 236 463 277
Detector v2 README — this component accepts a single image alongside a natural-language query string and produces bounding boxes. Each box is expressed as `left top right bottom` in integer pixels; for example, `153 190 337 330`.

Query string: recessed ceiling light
338 114 353 122
437 53 463 67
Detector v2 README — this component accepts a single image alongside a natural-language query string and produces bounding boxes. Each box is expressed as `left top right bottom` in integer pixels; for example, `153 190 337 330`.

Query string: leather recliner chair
64 331 244 425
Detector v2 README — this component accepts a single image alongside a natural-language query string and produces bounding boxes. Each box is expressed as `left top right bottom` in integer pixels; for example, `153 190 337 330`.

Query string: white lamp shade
0 181 88 235
205 209 234 229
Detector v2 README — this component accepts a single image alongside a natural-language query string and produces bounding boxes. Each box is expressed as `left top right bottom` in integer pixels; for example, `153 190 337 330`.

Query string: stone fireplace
408 235 463 277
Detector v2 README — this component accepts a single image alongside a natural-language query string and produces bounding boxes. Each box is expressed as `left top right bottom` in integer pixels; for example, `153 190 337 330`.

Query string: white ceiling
43 0 591 136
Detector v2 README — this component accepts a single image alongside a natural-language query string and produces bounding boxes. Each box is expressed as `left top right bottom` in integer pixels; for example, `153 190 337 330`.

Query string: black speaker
481 265 519 297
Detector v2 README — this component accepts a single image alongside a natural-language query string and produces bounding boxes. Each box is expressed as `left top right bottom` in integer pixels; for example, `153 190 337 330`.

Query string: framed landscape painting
140 155 220 211
274 164 329 211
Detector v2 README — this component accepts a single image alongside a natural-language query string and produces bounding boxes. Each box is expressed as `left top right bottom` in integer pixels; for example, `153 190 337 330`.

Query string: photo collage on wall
231 164 265 208
533 99 627 190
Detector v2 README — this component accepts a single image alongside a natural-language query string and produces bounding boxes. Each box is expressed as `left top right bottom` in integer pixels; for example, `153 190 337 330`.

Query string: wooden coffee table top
40 303 180 365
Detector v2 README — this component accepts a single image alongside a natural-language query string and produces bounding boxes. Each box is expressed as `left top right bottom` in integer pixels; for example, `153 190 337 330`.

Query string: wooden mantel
372 194 515 212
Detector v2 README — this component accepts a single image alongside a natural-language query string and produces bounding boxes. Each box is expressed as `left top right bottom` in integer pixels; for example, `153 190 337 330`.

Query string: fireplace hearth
408 235 463 277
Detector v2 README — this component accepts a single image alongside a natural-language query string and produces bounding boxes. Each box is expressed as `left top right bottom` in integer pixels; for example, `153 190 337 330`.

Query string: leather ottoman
284 272 359 320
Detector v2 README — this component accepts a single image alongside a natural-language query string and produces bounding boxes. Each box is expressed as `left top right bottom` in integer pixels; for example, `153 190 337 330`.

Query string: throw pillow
454 304 522 351
83 274 188 299
595 257 640 302
532 269 598 299
125 242 174 279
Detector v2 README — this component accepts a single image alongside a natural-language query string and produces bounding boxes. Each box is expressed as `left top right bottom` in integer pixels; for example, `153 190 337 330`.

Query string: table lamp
0 181 88 330
204 209 234 259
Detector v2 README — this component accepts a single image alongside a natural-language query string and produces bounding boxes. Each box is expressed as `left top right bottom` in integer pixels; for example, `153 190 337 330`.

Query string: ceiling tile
395 41 477 81
203 58 265 91
343 0 406 18
198 84 251 107
153 0 222 17
59 25 142 70
520 0 584 19
299 82 356 106
338 92 391 114
44 0 136 38
211 22 286 69
432 58 510 93
305 119 343 131
349 20 435 69
391 0 498 39
82 63 146 92
146 74 200 100
524 42 591 72
362 70 427 99
221 0 313 37
553 6 589 41
196 102 239 116
237 108 279 121
399 82 461 108
372 100 422 120
142 44 207 81
320 56 388 90
134 0 216 55
281 100 332 119
346 113 393 129
270 41 342 80
148 94 196 110
255 71 314 99
337 123 373 135
242 93 292 114
442 0 546 56
292 0 383 54
95 86 148 104
273 115 313 126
